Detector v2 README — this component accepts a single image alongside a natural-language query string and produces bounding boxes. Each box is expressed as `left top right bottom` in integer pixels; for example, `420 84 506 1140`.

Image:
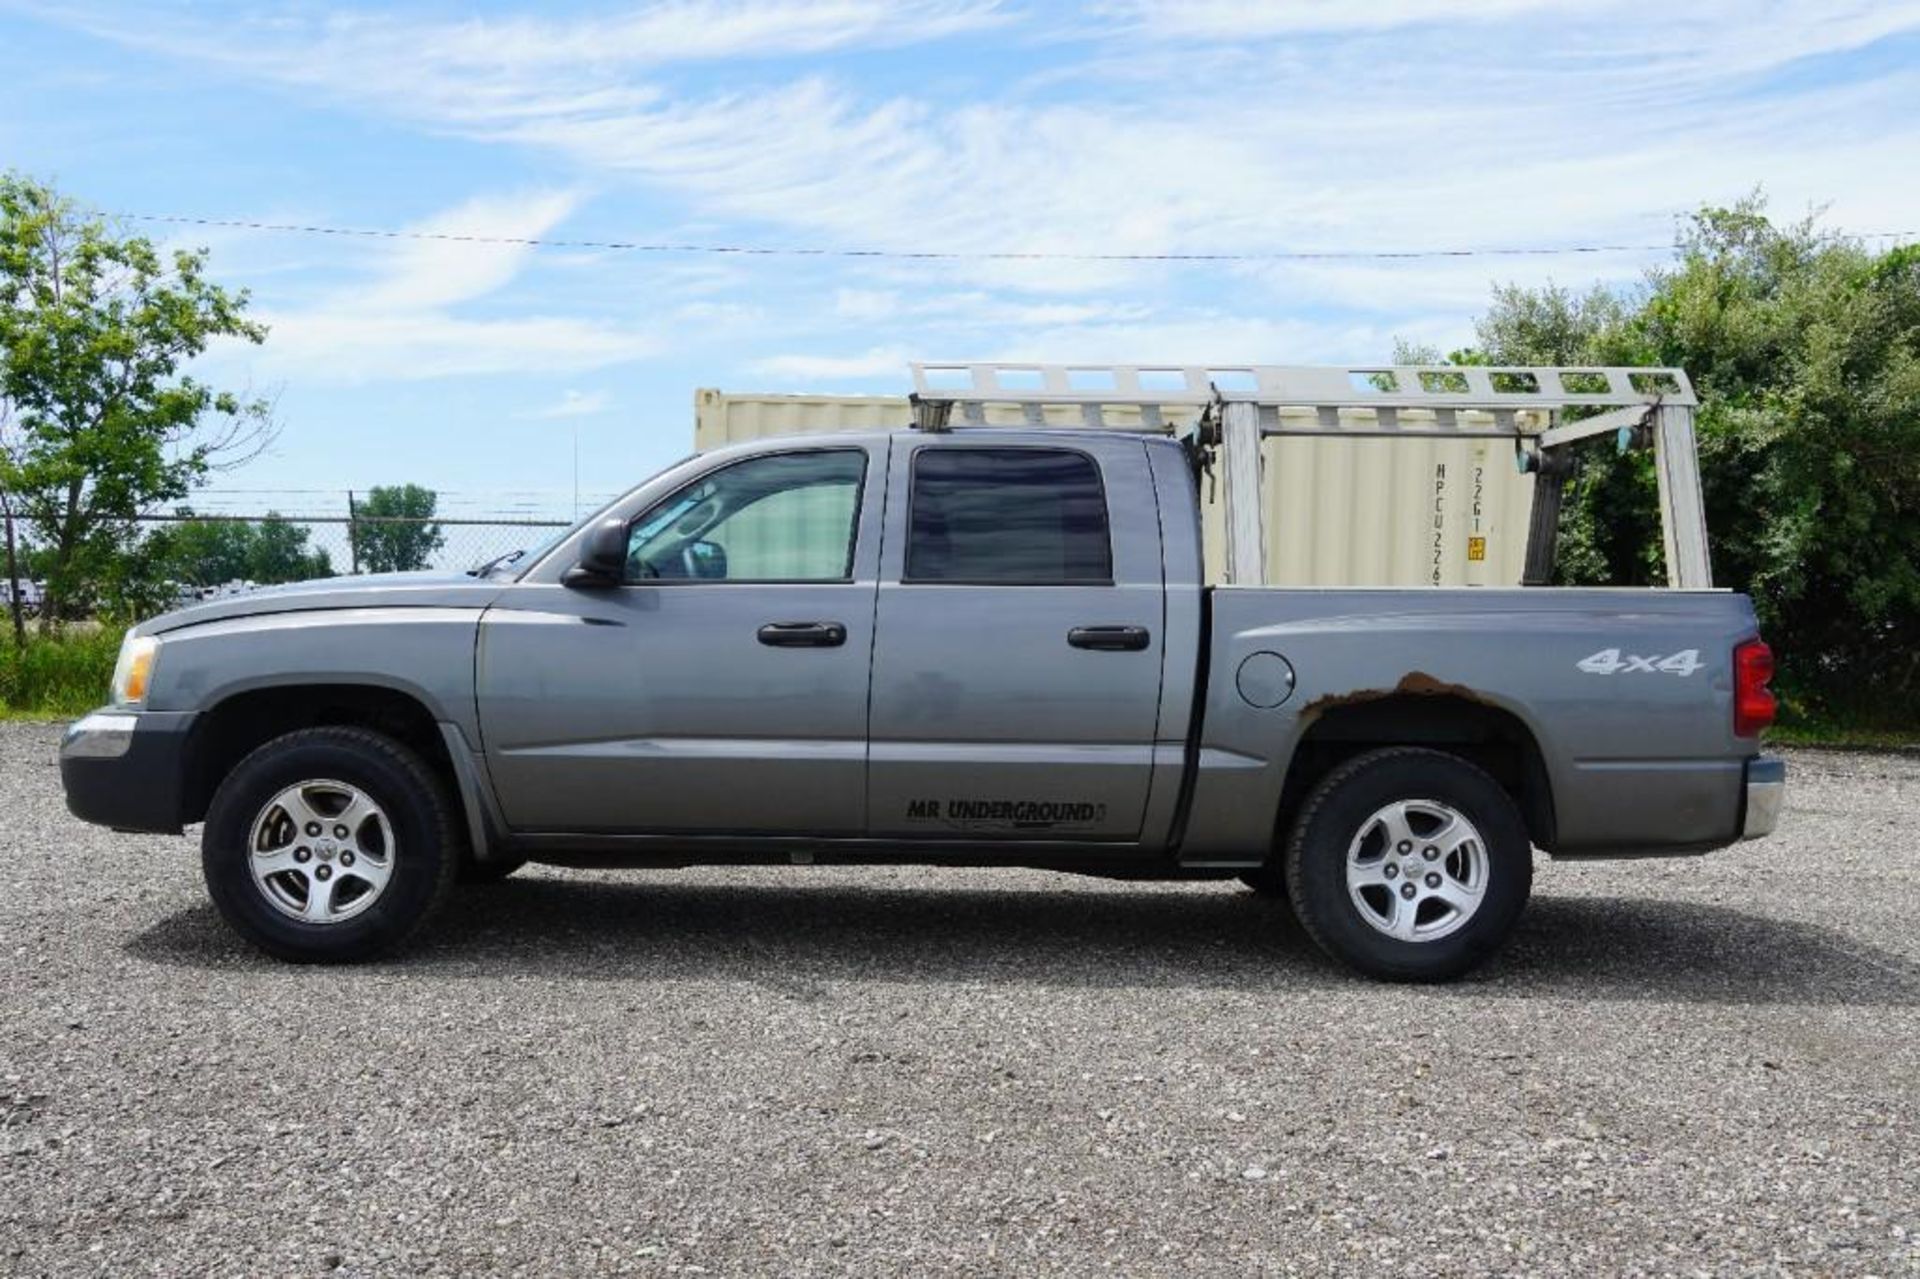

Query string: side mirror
562 517 629 588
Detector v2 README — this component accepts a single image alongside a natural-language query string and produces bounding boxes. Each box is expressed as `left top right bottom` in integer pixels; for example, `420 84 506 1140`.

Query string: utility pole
347 490 359 576
0 485 25 646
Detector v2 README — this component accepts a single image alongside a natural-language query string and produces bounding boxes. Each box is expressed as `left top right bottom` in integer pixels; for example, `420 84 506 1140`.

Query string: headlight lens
110 633 160 706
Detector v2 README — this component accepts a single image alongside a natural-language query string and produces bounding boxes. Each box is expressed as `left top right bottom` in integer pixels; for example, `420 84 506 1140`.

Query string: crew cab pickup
61 422 1785 979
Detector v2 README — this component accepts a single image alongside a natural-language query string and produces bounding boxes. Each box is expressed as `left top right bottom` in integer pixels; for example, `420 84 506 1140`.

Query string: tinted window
907 448 1112 584
626 450 865 582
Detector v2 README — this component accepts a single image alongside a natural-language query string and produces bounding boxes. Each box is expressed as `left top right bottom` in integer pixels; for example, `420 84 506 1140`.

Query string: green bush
1410 198 1920 732
0 625 121 718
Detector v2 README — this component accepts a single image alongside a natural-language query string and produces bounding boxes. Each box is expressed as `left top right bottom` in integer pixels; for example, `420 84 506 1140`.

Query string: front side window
625 449 865 583
906 447 1112 584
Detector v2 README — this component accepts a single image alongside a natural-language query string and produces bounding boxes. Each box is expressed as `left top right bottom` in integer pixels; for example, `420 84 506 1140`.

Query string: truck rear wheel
1284 747 1531 982
201 727 458 962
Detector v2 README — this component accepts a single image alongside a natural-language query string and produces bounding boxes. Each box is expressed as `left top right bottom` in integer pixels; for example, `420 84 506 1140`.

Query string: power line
190 487 619 496
114 211 1920 264
129 512 570 527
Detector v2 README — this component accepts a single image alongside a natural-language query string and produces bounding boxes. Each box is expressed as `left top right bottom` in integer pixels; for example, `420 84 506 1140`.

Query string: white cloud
982 312 1468 369
420 1 1008 65
750 346 914 382
27 0 1920 379
30 1 1008 128
1233 249 1663 318
1091 0 1615 37
237 15 1920 303
359 189 584 311
833 288 902 321
1092 0 1920 76
56 1 1920 304
236 189 657 383
526 389 614 419
831 287 1153 327
675 300 768 327
256 311 654 383
744 307 1460 383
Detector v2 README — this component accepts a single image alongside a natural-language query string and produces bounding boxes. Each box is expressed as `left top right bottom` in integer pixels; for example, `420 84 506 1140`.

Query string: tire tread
203 726 460 961
1282 745 1529 981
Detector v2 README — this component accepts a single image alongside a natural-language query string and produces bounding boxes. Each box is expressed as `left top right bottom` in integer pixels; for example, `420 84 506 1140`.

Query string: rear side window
906 447 1113 584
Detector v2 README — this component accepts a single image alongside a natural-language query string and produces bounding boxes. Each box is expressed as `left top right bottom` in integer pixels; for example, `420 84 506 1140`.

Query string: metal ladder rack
907 361 1711 591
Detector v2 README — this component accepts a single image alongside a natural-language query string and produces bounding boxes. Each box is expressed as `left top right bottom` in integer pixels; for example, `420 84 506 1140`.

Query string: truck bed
1177 587 1764 860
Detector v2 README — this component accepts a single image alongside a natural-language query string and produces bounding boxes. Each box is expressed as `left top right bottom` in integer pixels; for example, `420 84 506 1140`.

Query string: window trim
900 443 1116 588
621 446 870 586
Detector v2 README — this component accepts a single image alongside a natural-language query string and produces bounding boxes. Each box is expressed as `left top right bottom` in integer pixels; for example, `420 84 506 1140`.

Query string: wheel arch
1277 694 1556 850
182 682 460 829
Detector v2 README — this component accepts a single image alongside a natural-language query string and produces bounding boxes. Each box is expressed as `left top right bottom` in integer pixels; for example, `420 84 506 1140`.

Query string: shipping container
693 389 1536 588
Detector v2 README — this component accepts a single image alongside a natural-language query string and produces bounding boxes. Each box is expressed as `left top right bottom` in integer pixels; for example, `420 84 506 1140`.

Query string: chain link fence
1 490 609 618
133 510 571 576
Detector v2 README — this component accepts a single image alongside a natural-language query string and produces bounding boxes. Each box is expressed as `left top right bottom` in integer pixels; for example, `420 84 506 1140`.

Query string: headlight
110 633 160 706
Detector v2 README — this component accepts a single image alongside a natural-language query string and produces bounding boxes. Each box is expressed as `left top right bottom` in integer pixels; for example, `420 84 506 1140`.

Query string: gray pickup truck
60 367 1785 980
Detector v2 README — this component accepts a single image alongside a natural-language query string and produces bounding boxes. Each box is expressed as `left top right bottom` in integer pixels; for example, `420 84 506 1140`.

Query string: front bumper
1740 755 1786 840
60 708 197 834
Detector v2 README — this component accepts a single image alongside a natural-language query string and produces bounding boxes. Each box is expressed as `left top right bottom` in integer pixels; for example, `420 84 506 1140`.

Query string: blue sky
3 0 1918 520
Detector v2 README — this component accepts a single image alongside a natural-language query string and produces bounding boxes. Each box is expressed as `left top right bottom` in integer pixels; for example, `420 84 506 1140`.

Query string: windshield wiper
469 548 526 578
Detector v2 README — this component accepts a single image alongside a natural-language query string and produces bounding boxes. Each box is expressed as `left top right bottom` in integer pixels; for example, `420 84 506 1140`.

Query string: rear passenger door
866 438 1167 842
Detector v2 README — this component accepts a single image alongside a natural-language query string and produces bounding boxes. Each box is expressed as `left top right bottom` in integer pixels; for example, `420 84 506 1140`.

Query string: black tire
1284 747 1531 982
457 853 528 886
201 727 459 962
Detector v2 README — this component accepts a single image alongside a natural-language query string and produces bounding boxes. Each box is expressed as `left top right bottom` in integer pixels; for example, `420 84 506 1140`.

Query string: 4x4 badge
1576 647 1703 676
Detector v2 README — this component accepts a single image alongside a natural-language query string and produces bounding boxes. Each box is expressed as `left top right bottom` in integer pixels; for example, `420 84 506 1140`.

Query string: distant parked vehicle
196 580 260 601
1 578 45 617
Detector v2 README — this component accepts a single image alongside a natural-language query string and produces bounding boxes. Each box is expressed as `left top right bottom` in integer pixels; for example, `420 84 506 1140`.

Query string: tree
350 484 444 573
0 173 272 628
1428 196 1920 721
144 515 249 589
144 511 331 589
246 515 332 582
1434 282 1669 587
1625 205 1920 718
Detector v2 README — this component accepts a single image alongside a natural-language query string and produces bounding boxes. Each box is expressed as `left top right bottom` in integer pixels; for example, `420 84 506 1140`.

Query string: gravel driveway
2 721 1915 1276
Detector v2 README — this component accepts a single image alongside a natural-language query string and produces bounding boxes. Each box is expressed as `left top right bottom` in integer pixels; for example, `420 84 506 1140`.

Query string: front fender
143 607 485 745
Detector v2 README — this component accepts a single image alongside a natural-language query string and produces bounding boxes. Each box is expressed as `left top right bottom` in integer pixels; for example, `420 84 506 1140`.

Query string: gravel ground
1 723 1916 1277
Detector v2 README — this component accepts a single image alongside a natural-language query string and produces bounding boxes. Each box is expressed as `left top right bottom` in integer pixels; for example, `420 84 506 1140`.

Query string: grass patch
0 624 120 719
1772 689 1920 750
1768 720 1919 750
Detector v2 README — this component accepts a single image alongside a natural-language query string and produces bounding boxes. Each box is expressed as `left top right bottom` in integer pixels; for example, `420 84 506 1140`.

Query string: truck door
477 443 883 835
866 438 1167 842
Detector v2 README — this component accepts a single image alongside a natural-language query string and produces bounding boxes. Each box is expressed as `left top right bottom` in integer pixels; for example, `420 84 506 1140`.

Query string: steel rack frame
906 362 1710 590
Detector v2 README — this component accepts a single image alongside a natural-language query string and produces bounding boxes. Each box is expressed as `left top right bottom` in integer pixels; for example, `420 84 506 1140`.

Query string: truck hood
134 571 511 636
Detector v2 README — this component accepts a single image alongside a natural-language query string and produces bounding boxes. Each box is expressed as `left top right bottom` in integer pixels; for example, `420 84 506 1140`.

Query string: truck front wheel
1284 747 1532 981
201 727 459 962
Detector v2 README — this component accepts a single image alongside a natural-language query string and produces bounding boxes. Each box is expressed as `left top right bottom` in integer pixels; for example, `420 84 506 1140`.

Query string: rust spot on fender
1296 670 1486 727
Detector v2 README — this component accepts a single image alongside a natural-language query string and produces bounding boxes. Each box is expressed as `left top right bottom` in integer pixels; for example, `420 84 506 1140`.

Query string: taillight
1734 639 1776 738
